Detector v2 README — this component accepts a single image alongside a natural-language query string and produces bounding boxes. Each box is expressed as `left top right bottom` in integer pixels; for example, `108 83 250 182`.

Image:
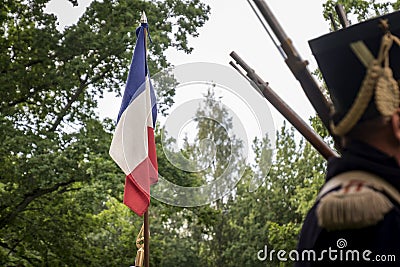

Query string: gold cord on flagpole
135 221 150 267
135 224 145 267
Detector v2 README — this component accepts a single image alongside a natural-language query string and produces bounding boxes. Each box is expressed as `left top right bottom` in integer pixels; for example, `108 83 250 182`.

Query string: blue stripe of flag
117 23 157 127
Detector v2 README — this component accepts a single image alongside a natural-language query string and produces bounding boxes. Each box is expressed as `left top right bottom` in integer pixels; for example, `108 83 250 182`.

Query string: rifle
248 0 342 149
230 52 339 160
229 0 346 158
335 4 350 28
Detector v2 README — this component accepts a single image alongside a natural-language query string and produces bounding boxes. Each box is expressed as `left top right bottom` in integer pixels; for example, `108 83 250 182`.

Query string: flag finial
141 11 147 23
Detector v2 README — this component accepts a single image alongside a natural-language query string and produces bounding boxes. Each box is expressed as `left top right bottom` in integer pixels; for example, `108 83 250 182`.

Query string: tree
193 88 246 203
216 120 326 267
147 125 219 266
184 87 246 265
0 0 209 265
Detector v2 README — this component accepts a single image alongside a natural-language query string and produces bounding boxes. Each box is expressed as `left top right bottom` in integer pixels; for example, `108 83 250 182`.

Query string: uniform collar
327 140 400 190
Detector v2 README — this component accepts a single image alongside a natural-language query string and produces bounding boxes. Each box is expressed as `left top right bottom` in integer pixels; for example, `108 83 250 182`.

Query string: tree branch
0 179 76 229
0 240 37 265
49 64 114 132
49 83 86 132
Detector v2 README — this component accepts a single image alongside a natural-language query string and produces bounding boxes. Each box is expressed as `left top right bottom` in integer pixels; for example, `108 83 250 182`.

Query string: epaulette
316 171 400 231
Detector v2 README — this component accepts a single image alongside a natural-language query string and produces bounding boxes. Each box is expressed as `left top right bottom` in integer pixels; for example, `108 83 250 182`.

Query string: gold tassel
317 186 393 230
375 67 399 116
315 170 400 231
135 248 145 267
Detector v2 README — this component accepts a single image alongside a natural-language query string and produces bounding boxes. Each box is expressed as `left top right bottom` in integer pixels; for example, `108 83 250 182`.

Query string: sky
165 0 330 128
45 0 331 130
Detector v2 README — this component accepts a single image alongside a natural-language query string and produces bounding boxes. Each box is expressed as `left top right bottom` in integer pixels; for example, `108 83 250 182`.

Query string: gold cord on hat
330 19 400 136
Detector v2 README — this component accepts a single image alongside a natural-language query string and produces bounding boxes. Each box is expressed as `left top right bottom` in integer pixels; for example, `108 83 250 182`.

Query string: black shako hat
309 10 400 136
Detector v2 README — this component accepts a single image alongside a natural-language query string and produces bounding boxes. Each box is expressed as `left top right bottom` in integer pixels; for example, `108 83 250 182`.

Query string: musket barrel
230 51 339 160
253 0 288 46
285 61 331 128
335 4 350 28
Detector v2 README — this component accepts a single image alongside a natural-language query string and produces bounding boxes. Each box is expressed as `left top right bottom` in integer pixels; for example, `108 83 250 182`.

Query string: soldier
295 10 400 266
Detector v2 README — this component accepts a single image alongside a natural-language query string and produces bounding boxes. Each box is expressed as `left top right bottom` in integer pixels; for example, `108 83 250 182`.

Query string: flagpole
140 11 151 267
144 211 150 267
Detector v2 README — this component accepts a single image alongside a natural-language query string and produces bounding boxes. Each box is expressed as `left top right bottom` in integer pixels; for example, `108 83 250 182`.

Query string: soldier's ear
391 108 400 142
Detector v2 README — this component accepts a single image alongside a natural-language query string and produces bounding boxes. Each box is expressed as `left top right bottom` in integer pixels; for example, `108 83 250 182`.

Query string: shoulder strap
316 170 400 230
317 170 400 204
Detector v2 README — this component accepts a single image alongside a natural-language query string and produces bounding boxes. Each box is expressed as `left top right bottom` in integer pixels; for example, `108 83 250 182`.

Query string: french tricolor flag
109 14 158 216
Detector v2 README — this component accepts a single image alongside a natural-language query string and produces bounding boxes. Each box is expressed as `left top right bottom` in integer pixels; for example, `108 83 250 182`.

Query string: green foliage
193 88 245 184
323 0 400 30
179 87 247 266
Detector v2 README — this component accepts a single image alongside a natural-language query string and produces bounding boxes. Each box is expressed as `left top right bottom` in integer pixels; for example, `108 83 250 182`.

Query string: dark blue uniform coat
295 141 400 266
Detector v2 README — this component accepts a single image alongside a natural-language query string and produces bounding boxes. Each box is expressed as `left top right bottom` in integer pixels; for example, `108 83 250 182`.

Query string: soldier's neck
362 139 400 167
